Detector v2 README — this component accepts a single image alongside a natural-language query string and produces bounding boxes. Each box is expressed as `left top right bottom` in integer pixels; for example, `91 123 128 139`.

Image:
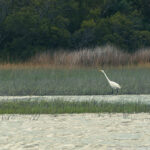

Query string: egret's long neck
102 71 110 83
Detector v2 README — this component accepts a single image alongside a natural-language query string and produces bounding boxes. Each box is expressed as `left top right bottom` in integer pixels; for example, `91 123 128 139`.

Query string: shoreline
0 95 150 104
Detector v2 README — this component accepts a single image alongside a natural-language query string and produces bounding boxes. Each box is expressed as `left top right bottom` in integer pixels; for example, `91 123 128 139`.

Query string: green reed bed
0 99 150 114
0 67 150 95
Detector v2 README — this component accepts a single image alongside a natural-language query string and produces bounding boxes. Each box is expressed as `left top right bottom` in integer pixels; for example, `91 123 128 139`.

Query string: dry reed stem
1 45 150 69
31 45 150 67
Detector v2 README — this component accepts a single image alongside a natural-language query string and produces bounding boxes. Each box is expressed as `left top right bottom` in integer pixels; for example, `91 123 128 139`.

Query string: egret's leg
117 89 118 94
112 89 113 94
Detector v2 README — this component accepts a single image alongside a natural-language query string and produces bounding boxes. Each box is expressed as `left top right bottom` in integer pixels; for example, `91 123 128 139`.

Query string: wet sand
0 113 150 150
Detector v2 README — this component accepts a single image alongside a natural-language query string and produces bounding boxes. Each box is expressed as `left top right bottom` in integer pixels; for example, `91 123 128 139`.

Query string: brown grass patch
30 45 150 67
1 45 150 69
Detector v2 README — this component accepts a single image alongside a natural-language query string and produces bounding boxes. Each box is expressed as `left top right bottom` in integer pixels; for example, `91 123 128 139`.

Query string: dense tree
0 0 150 61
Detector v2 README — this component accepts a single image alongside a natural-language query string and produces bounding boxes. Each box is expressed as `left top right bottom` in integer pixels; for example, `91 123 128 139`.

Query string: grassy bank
0 100 150 114
0 67 149 95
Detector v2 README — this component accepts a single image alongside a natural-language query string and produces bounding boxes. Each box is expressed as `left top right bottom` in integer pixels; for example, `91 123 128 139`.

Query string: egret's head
98 68 104 73
100 69 104 73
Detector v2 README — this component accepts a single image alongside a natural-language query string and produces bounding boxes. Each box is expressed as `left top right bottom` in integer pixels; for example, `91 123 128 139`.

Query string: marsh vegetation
0 99 150 114
0 66 149 95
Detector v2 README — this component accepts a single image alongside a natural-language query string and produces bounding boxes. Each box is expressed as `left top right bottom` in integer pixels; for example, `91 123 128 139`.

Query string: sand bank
0 113 150 149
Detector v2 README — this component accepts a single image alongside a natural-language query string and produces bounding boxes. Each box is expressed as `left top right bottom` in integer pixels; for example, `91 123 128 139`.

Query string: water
0 95 150 149
0 95 150 104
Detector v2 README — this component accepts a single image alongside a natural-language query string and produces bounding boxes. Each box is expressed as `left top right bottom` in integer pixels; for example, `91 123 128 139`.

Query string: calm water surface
0 95 150 104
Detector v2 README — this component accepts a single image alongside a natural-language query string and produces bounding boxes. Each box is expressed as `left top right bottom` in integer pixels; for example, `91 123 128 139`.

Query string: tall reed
30 45 150 67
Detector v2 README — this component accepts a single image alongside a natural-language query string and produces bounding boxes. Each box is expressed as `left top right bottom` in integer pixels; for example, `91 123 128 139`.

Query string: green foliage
0 0 150 61
0 68 150 95
0 100 150 114
132 31 150 49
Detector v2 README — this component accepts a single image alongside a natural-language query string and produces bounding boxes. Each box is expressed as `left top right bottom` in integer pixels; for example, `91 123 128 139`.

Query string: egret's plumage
100 70 121 93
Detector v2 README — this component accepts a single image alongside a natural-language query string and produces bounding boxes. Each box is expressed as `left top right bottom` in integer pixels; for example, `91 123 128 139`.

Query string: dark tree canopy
0 0 150 61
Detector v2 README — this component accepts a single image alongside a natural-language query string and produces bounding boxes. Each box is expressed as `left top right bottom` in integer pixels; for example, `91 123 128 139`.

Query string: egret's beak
97 68 101 72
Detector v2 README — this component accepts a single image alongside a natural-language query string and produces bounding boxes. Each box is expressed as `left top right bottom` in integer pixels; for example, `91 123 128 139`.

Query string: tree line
0 0 150 61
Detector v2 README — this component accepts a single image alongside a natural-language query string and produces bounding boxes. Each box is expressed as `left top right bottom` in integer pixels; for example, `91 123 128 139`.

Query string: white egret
100 70 121 94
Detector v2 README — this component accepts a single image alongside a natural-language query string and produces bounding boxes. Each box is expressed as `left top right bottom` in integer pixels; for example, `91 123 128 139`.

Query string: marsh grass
0 67 149 95
0 100 150 114
30 45 150 67
1 45 150 69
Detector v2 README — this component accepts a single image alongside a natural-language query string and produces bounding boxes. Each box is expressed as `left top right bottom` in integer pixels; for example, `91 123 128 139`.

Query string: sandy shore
0 113 150 150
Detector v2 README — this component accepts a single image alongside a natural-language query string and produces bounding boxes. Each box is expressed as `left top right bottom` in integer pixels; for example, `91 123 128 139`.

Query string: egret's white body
100 70 121 93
